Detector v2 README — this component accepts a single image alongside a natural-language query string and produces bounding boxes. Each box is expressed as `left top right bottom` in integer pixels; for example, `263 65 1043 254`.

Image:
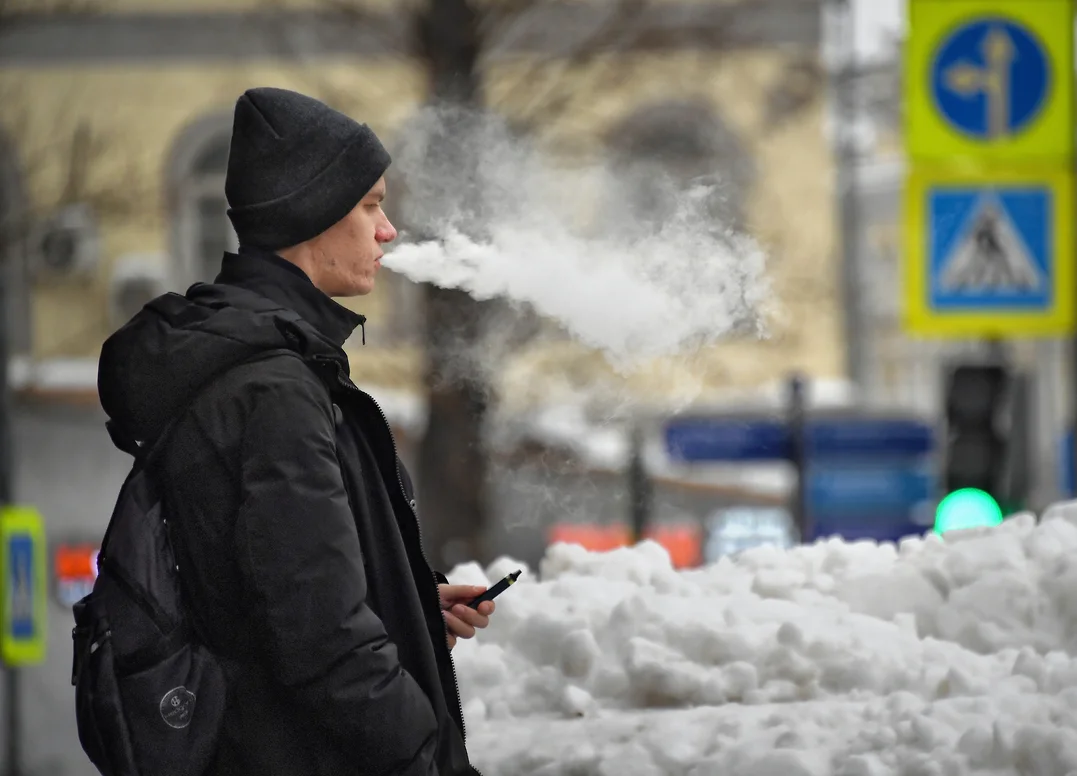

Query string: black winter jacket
96 248 477 776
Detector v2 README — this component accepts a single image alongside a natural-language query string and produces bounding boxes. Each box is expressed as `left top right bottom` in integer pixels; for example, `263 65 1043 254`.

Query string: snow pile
447 504 1077 775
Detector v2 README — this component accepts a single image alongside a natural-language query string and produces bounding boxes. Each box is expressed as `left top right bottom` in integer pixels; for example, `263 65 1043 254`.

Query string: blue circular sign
931 17 1051 139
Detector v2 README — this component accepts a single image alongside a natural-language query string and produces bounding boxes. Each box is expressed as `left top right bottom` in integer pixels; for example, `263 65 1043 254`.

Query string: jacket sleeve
234 363 439 775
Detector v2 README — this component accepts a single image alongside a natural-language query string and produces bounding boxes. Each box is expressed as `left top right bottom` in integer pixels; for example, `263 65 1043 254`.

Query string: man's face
308 176 397 297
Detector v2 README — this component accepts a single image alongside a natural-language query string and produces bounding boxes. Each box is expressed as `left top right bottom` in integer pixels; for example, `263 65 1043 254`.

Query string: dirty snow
447 501 1077 775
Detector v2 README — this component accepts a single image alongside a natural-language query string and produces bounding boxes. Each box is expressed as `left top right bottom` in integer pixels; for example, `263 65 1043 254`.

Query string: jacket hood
97 282 343 446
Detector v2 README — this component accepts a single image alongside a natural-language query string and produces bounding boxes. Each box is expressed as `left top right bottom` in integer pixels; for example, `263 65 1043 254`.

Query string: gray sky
853 0 903 61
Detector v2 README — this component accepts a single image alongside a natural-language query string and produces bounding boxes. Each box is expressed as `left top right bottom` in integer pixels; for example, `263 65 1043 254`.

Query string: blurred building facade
1 0 836 404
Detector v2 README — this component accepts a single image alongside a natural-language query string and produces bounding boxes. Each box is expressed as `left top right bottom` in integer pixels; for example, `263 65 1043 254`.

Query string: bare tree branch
311 0 411 52
0 0 150 363
478 0 744 132
478 0 651 130
60 123 94 206
764 54 825 127
256 0 410 111
475 0 547 40
282 0 819 133
0 0 152 261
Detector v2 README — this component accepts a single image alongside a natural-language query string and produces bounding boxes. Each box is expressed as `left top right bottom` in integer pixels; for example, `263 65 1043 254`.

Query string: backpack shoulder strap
117 348 303 470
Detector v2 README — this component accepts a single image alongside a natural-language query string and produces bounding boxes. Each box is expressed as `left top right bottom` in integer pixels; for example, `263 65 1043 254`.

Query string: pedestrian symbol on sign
8 536 35 640
939 196 1043 292
928 185 1053 313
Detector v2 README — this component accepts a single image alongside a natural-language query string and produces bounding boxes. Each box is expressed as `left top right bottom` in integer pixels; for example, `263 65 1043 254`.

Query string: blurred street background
0 0 1073 772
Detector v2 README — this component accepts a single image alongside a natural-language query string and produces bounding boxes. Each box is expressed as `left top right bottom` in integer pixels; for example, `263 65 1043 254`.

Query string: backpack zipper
316 356 481 773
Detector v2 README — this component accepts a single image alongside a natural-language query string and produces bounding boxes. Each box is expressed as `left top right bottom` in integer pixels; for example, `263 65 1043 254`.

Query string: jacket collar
214 246 365 351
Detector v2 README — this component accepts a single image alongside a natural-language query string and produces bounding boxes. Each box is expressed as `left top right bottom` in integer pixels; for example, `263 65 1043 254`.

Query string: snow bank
447 503 1077 775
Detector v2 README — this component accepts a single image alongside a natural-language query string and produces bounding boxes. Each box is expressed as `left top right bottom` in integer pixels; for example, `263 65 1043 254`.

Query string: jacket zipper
320 358 482 774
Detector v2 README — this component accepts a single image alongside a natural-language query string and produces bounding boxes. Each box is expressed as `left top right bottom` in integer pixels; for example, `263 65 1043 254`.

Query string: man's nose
376 219 398 244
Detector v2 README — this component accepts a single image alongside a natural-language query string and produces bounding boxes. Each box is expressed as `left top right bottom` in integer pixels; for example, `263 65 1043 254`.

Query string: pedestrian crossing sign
0 507 46 667
904 167 1075 336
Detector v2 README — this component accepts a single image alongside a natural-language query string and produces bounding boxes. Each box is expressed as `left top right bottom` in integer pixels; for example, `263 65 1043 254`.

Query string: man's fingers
444 610 477 640
442 584 487 597
439 584 488 608
451 604 490 630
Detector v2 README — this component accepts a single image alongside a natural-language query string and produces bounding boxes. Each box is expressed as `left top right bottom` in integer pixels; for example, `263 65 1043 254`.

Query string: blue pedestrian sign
8 537 34 640
931 18 1049 140
0 507 46 667
904 167 1074 336
929 185 1051 311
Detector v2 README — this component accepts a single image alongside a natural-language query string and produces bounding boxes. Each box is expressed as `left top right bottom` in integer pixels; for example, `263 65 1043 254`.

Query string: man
97 87 493 775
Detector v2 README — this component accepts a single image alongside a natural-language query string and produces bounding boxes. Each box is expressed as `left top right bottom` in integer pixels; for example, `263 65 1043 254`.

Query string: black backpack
71 347 298 776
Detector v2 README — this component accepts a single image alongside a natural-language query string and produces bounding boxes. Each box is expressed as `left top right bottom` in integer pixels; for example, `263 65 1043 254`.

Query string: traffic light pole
985 338 1007 365
984 339 1032 513
627 422 652 544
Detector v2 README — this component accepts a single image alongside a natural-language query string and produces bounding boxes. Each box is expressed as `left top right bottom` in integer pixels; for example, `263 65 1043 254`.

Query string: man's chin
325 277 375 299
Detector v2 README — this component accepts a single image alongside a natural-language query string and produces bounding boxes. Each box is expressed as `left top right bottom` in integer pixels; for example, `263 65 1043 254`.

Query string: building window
168 116 238 290
194 190 235 278
182 135 237 284
604 99 754 234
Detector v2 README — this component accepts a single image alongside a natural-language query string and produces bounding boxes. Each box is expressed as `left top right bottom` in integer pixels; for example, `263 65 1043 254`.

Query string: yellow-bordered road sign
903 166 1075 337
0 506 47 666
905 0 1075 162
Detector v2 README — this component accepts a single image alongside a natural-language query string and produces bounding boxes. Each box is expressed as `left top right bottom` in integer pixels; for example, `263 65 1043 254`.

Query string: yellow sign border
0 506 47 667
905 0 1076 162
903 165 1075 337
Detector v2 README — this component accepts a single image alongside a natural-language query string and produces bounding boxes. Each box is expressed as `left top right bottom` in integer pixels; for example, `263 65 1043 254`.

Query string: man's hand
438 584 496 650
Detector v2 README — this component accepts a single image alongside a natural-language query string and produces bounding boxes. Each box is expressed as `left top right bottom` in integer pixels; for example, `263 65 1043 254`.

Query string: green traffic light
934 488 1004 534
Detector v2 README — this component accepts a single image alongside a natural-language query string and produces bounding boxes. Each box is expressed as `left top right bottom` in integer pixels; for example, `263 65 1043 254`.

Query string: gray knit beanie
224 87 391 250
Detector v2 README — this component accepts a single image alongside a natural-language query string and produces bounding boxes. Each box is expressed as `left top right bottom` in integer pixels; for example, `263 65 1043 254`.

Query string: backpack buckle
71 625 90 686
